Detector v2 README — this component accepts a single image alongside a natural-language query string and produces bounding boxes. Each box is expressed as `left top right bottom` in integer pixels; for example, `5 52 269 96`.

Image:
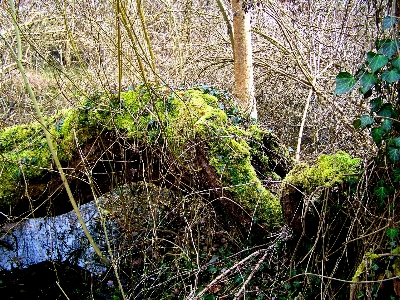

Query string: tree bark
232 0 257 119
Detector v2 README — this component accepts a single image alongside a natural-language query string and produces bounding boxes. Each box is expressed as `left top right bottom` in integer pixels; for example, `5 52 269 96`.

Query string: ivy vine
335 14 399 238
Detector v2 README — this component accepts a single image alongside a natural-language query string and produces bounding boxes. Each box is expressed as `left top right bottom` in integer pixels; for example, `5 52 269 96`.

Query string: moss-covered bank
0 85 291 228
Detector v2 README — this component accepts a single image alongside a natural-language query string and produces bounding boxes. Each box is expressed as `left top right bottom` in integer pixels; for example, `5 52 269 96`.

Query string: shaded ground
0 261 103 300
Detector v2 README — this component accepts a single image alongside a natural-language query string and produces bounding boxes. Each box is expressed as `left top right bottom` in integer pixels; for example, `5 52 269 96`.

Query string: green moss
352 260 366 282
352 252 381 282
393 258 400 277
392 246 400 255
0 85 287 228
207 125 284 228
284 151 360 193
366 252 380 260
390 247 400 277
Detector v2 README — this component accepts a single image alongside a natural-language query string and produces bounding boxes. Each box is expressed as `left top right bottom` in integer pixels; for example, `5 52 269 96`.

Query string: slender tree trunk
232 0 257 119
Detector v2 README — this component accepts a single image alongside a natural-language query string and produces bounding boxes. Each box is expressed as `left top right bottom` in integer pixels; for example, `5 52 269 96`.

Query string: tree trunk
232 0 257 119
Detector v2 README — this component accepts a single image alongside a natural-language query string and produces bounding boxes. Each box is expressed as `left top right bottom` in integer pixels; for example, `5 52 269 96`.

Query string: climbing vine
335 15 400 299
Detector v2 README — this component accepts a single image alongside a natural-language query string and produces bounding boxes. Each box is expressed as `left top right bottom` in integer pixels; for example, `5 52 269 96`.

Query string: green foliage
368 53 389 72
387 146 400 161
386 228 399 240
373 180 393 206
360 72 377 93
357 115 374 128
382 68 400 83
335 24 400 209
336 16 400 298
370 97 383 112
335 72 356 94
394 167 400 182
383 16 398 31
377 39 398 58
392 57 400 69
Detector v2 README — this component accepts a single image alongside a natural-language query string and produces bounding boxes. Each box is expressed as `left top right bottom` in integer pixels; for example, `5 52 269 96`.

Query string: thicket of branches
1 0 400 299
0 0 387 160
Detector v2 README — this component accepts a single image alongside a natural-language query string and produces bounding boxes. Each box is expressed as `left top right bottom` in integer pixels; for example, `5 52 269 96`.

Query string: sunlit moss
352 252 380 283
390 247 400 277
0 85 288 227
352 260 366 282
208 125 284 228
284 151 361 193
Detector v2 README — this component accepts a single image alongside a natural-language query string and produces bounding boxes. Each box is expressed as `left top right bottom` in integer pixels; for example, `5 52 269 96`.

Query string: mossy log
0 85 292 232
281 151 360 235
281 151 364 297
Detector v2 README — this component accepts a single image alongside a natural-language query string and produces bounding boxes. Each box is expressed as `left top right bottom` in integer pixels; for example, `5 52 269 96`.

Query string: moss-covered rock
0 85 291 229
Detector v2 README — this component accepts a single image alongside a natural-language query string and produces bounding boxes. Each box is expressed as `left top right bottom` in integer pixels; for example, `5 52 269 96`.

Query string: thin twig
193 249 264 300
234 250 269 299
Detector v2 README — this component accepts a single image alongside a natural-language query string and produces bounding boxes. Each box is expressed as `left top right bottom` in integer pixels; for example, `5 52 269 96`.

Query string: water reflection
0 201 109 272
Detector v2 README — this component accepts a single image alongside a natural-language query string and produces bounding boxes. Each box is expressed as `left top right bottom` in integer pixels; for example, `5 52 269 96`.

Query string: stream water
0 183 173 298
0 200 110 273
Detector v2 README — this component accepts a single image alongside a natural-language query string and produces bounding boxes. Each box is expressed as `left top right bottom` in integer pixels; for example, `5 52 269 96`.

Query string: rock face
0 85 292 232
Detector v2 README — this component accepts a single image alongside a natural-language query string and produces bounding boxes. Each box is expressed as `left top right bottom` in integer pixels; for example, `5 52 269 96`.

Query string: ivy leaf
371 127 385 146
335 72 356 94
377 104 393 117
392 57 400 70
359 115 374 128
370 98 383 113
366 51 376 63
377 39 398 58
383 16 398 31
387 147 400 162
234 276 244 284
386 228 399 240
355 64 366 78
369 54 389 72
353 118 361 129
382 118 393 132
394 167 400 182
392 137 400 147
374 185 389 202
382 68 400 83
360 72 377 93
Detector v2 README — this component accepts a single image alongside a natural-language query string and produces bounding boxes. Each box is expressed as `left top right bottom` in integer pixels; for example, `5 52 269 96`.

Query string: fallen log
0 85 292 234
